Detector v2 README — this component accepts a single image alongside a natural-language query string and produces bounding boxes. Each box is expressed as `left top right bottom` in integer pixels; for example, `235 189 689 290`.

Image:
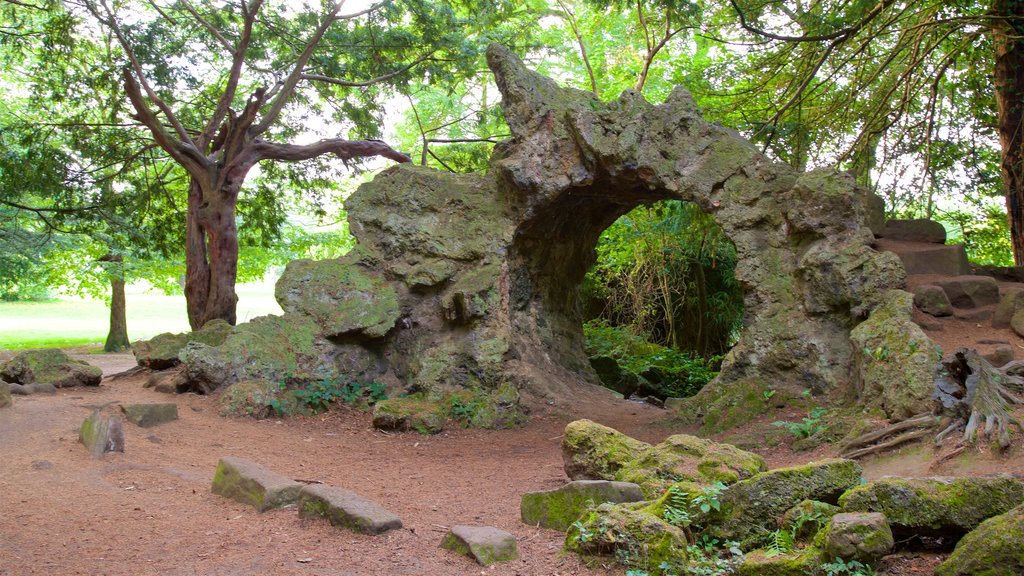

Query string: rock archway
183 45 905 418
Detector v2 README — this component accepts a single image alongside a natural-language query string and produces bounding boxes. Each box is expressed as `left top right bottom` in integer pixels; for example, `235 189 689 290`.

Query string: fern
765 529 795 557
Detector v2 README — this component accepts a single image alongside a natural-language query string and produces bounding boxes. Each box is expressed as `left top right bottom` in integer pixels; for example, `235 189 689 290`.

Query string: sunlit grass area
0 282 281 350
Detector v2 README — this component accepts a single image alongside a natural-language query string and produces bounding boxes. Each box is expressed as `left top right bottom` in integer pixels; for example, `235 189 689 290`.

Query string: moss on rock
1 348 102 388
216 379 305 419
372 395 447 434
838 476 1024 539
565 502 688 574
818 512 893 565
521 480 645 531
780 500 840 542
736 548 823 576
935 503 1024 576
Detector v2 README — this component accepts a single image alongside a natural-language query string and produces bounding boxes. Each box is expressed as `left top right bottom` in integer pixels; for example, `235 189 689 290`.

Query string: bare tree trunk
184 179 211 330
992 0 1024 264
102 254 130 352
184 177 240 330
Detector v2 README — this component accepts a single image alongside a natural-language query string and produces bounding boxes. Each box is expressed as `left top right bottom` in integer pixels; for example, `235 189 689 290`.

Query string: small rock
440 525 518 565
521 480 645 530
145 368 188 394
29 383 56 394
8 382 31 396
992 288 1024 329
121 403 179 428
211 456 302 512
913 285 952 317
372 396 447 434
982 345 1014 367
31 460 52 470
821 512 894 565
298 484 402 534
79 407 125 458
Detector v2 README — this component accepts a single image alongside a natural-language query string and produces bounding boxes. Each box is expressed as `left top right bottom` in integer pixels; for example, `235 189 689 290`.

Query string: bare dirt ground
2 351 1021 576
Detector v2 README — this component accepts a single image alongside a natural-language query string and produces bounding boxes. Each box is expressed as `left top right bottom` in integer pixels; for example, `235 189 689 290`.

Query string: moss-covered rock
736 548 823 576
819 512 893 565
372 396 447 434
521 480 645 531
565 502 688 574
440 525 518 565
216 379 304 419
210 456 302 512
698 459 863 548
838 476 1024 539
671 377 781 435
561 419 766 497
1 348 102 388
935 503 1024 576
780 500 840 542
444 383 525 429
275 259 400 339
849 290 944 419
79 406 124 458
134 320 234 369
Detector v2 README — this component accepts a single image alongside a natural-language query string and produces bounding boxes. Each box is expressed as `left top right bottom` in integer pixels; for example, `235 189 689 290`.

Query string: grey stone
913 284 953 317
877 239 970 275
955 308 993 322
521 480 645 530
121 403 179 428
440 525 518 565
29 383 56 394
0 382 10 408
862 193 886 237
983 345 1014 367
79 407 125 458
8 382 30 395
211 456 302 512
1012 309 1024 339
145 367 188 394
934 276 1001 309
881 219 947 243
821 512 894 565
298 483 402 534
992 288 1024 329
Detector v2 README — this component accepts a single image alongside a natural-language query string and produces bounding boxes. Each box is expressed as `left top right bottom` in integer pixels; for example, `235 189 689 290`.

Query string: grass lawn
0 282 281 350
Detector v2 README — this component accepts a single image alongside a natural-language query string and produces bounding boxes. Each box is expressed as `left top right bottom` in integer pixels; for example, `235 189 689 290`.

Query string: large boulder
881 219 947 243
562 419 766 497
849 290 943 419
1 349 101 388
133 319 233 370
520 480 645 531
839 476 1024 538
565 502 688 574
935 503 1024 576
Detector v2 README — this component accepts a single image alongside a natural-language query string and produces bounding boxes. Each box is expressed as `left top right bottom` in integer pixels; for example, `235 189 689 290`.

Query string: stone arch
184 45 905 419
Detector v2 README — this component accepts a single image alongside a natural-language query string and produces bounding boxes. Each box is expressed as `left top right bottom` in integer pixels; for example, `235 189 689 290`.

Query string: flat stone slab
211 456 302 512
80 407 125 458
521 480 645 530
881 219 947 243
121 403 179 427
298 484 402 534
441 525 518 565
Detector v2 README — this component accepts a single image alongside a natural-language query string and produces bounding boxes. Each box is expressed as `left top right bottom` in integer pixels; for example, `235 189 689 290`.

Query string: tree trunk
184 177 240 330
102 254 130 352
991 0 1024 264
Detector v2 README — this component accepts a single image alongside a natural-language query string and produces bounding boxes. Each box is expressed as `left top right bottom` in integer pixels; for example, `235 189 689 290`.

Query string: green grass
0 282 281 350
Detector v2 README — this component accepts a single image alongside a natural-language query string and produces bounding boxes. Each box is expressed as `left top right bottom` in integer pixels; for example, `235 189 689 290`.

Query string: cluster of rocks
211 456 517 566
79 402 179 458
520 420 1024 576
2 348 102 398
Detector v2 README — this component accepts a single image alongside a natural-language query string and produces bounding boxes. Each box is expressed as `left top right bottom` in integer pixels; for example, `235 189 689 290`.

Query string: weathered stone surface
983 344 1014 367
838 476 1024 538
913 284 953 317
992 288 1024 329
780 500 840 542
372 396 447 434
877 239 970 276
698 459 863 546
121 403 178 428
862 193 886 237
562 419 766 497
134 320 233 370
0 382 10 408
80 407 125 458
521 480 645 531
935 503 1024 576
566 502 688 572
849 290 944 420
1012 309 1024 338
216 379 304 419
298 483 402 534
820 512 894 565
1 349 101 388
881 219 947 243
145 367 188 394
736 548 822 576
440 525 518 565
211 456 302 512
933 276 1000 309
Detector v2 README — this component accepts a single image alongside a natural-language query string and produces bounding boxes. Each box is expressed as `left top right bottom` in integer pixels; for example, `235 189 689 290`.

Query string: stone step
298 484 402 534
875 239 969 276
211 456 302 512
121 403 179 428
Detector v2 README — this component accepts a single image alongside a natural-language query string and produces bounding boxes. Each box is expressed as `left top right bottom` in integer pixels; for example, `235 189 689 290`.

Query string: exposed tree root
949 349 1024 450
839 413 940 459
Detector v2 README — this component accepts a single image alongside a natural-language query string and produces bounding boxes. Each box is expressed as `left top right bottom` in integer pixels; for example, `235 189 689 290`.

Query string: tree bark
991 0 1024 264
101 254 130 352
184 176 241 330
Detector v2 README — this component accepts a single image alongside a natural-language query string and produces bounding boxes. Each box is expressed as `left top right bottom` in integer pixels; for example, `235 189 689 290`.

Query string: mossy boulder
134 319 234 369
565 502 688 574
79 406 124 458
992 288 1024 329
444 384 525 429
849 290 943 419
1 348 102 388
698 459 863 548
913 284 953 317
935 503 1024 576
440 525 518 565
819 512 893 565
210 456 302 512
216 379 304 419
562 419 766 497
780 500 840 542
521 480 645 531
736 548 823 576
838 476 1024 539
372 396 447 434
671 377 783 434
276 259 400 339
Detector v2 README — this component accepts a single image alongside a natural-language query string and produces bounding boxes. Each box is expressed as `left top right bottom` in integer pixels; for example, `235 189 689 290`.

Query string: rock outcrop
2 349 101 388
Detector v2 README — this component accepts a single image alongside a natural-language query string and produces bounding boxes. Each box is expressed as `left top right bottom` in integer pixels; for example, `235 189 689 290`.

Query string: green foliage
765 528 796 557
821 557 877 576
293 379 387 413
662 484 693 528
773 407 829 439
584 320 721 398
